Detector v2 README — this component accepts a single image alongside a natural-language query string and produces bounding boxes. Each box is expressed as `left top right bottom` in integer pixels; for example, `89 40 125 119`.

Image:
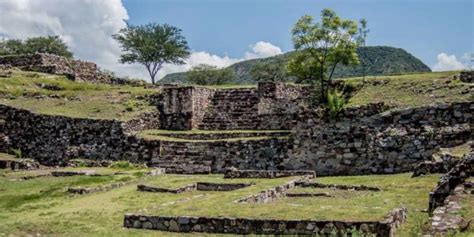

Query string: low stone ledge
195 182 253 191
235 179 300 203
51 169 98 177
158 164 211 175
295 182 382 192
137 184 197 194
430 184 470 234
0 158 40 170
137 182 253 193
428 153 473 213
286 192 333 198
124 207 407 236
68 181 129 195
224 169 316 179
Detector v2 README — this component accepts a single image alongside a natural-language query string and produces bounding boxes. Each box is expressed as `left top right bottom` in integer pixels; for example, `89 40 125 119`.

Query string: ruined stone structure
459 70 473 83
124 207 407 236
287 102 473 175
156 82 311 130
0 81 472 176
0 53 111 83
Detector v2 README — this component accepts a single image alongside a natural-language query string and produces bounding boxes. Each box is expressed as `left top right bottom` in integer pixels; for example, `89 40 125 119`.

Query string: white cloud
244 41 283 60
0 1 283 81
432 53 466 71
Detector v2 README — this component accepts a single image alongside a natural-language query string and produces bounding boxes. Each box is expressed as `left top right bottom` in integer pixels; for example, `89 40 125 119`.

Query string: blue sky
0 0 471 80
123 0 473 68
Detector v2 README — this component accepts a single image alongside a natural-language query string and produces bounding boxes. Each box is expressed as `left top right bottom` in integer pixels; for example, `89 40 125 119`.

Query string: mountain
159 46 431 84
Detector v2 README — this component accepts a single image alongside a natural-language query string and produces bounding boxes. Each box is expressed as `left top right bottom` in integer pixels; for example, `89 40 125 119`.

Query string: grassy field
0 70 471 121
345 71 473 109
0 70 158 120
0 152 16 161
1 170 467 236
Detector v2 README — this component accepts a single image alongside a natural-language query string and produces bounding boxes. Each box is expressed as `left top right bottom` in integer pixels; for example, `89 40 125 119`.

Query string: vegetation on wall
0 35 73 58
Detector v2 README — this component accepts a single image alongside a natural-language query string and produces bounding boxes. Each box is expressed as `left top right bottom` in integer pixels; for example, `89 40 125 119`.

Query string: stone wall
124 207 407 236
428 152 473 213
0 53 111 83
459 71 473 83
0 104 159 166
155 86 215 130
286 102 473 176
152 137 289 173
157 82 310 130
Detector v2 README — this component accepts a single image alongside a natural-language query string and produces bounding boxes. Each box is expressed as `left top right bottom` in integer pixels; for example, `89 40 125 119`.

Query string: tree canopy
186 64 237 85
287 9 363 103
113 23 190 84
250 58 288 82
0 35 73 58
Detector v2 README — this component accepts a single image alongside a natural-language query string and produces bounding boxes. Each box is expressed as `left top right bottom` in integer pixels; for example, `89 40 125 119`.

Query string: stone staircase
198 88 261 130
150 141 212 174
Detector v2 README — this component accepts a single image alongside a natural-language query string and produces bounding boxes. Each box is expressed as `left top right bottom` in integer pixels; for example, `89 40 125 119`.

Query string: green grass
0 172 456 236
0 152 16 161
0 70 158 120
344 71 472 109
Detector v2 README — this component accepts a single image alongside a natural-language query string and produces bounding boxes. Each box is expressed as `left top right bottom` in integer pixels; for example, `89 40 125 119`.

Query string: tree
186 64 237 85
356 19 369 81
0 36 73 58
250 59 288 82
113 23 190 84
287 9 361 103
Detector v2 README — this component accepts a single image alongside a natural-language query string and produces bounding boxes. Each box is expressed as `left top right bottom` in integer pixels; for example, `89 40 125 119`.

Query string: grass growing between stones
0 70 158 120
0 172 452 236
345 71 472 109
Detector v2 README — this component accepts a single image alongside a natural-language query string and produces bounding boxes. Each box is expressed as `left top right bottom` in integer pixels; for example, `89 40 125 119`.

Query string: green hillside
159 46 432 84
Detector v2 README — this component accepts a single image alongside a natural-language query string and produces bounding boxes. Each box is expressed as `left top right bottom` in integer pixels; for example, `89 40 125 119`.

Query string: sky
0 0 472 81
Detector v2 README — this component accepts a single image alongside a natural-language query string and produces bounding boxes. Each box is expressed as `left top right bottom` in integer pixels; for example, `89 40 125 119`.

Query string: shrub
10 148 22 159
327 89 347 119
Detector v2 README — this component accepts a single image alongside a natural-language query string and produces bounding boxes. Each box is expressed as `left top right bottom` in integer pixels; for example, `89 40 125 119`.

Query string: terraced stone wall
0 53 111 83
0 104 159 166
152 137 289 173
287 102 473 176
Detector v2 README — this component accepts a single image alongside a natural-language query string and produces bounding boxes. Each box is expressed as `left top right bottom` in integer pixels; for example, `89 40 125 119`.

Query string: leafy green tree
287 9 361 103
0 36 73 58
186 64 237 85
113 23 190 84
250 59 288 82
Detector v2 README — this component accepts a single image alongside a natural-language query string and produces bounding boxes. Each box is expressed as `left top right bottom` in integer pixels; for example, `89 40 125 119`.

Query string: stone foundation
428 152 473 214
295 182 382 192
123 207 406 236
224 169 316 179
137 184 197 194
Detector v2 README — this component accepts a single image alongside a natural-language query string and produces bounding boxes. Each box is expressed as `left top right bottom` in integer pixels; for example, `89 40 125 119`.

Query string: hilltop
160 46 432 84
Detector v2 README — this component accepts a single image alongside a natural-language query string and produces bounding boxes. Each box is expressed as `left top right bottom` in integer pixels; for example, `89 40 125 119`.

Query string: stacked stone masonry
157 82 311 130
0 53 111 83
287 102 473 176
123 207 406 236
428 152 473 213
